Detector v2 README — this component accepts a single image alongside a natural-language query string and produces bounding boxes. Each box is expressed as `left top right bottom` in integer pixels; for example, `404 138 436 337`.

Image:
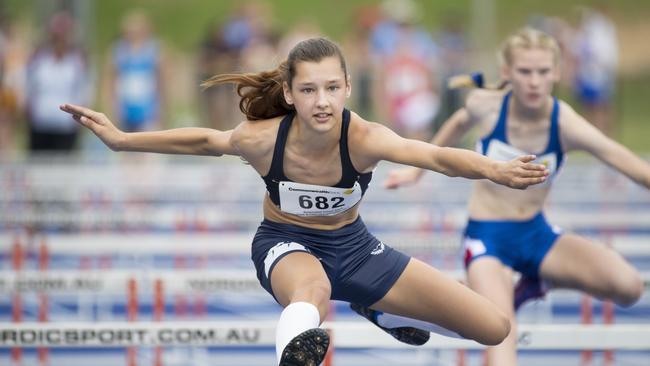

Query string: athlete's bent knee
475 310 511 346
290 280 332 317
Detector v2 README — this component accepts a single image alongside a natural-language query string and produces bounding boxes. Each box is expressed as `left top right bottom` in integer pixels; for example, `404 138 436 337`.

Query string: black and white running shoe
349 303 430 346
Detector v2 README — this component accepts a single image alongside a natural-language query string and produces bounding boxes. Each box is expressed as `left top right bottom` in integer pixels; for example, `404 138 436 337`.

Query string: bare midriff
467 180 552 221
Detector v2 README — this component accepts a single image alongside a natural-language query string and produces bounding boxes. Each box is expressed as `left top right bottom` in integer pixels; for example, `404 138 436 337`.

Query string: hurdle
2 267 648 365
1 321 649 350
1 268 649 296
2 232 650 256
2 226 649 365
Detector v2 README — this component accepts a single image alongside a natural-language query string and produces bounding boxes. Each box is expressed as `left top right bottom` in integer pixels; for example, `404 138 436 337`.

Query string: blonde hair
498 27 561 67
447 28 561 91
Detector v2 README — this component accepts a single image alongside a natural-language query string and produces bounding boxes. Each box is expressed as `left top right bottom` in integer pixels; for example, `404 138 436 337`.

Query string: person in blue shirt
61 37 550 366
384 28 648 365
108 10 166 132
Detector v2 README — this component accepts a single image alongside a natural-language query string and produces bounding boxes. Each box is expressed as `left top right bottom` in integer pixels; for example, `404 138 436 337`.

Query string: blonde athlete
61 38 550 366
383 28 648 365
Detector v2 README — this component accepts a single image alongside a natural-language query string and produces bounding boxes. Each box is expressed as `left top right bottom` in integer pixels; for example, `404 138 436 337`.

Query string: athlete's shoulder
344 111 387 171
231 116 282 155
347 111 392 142
556 99 579 117
554 99 611 153
555 99 591 136
555 99 586 129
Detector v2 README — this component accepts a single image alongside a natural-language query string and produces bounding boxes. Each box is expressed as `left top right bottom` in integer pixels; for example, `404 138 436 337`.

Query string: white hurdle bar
0 269 263 294
2 233 650 256
1 269 650 295
2 269 650 295
0 321 649 350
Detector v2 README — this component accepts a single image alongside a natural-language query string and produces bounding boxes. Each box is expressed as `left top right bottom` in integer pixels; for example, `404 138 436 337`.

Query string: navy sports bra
477 92 565 180
262 109 373 216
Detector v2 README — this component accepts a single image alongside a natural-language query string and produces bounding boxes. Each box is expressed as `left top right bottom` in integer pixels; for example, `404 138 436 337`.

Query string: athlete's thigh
539 233 639 296
467 258 519 366
370 258 509 342
467 256 515 316
271 251 331 307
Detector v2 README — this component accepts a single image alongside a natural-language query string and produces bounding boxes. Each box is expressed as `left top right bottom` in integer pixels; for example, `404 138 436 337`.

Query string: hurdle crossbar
2 233 650 255
0 321 649 350
2 269 650 294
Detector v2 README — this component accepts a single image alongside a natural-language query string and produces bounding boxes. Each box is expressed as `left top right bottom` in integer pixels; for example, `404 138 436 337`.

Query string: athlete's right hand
384 167 424 189
60 104 126 151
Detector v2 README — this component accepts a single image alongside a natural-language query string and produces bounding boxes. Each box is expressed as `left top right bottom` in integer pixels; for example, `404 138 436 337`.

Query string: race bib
485 140 558 176
278 181 362 216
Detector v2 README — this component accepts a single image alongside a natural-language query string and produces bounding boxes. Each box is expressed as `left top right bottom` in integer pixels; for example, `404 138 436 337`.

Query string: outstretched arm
562 104 650 189
60 104 239 156
364 123 548 190
384 107 477 188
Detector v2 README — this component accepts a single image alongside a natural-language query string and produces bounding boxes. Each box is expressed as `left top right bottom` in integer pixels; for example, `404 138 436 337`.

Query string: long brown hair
201 37 348 121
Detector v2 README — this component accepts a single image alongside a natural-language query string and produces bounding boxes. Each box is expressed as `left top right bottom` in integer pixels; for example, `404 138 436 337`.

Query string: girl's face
283 56 351 134
501 47 560 110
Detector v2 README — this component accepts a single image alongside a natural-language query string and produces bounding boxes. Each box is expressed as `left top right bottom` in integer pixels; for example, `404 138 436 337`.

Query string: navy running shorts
251 217 411 306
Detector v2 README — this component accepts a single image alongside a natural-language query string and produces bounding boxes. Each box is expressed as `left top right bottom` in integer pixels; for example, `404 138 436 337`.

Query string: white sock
275 302 321 364
376 312 463 339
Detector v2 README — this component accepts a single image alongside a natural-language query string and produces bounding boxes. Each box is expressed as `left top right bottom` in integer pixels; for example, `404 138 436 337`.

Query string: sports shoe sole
279 328 329 366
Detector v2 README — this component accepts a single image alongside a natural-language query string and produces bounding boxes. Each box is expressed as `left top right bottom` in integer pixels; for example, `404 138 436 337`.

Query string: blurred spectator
277 19 320 58
342 5 382 119
370 0 440 140
25 10 90 153
198 1 276 130
433 12 470 133
573 5 618 136
235 1 278 72
0 13 20 155
197 19 239 130
107 9 167 132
